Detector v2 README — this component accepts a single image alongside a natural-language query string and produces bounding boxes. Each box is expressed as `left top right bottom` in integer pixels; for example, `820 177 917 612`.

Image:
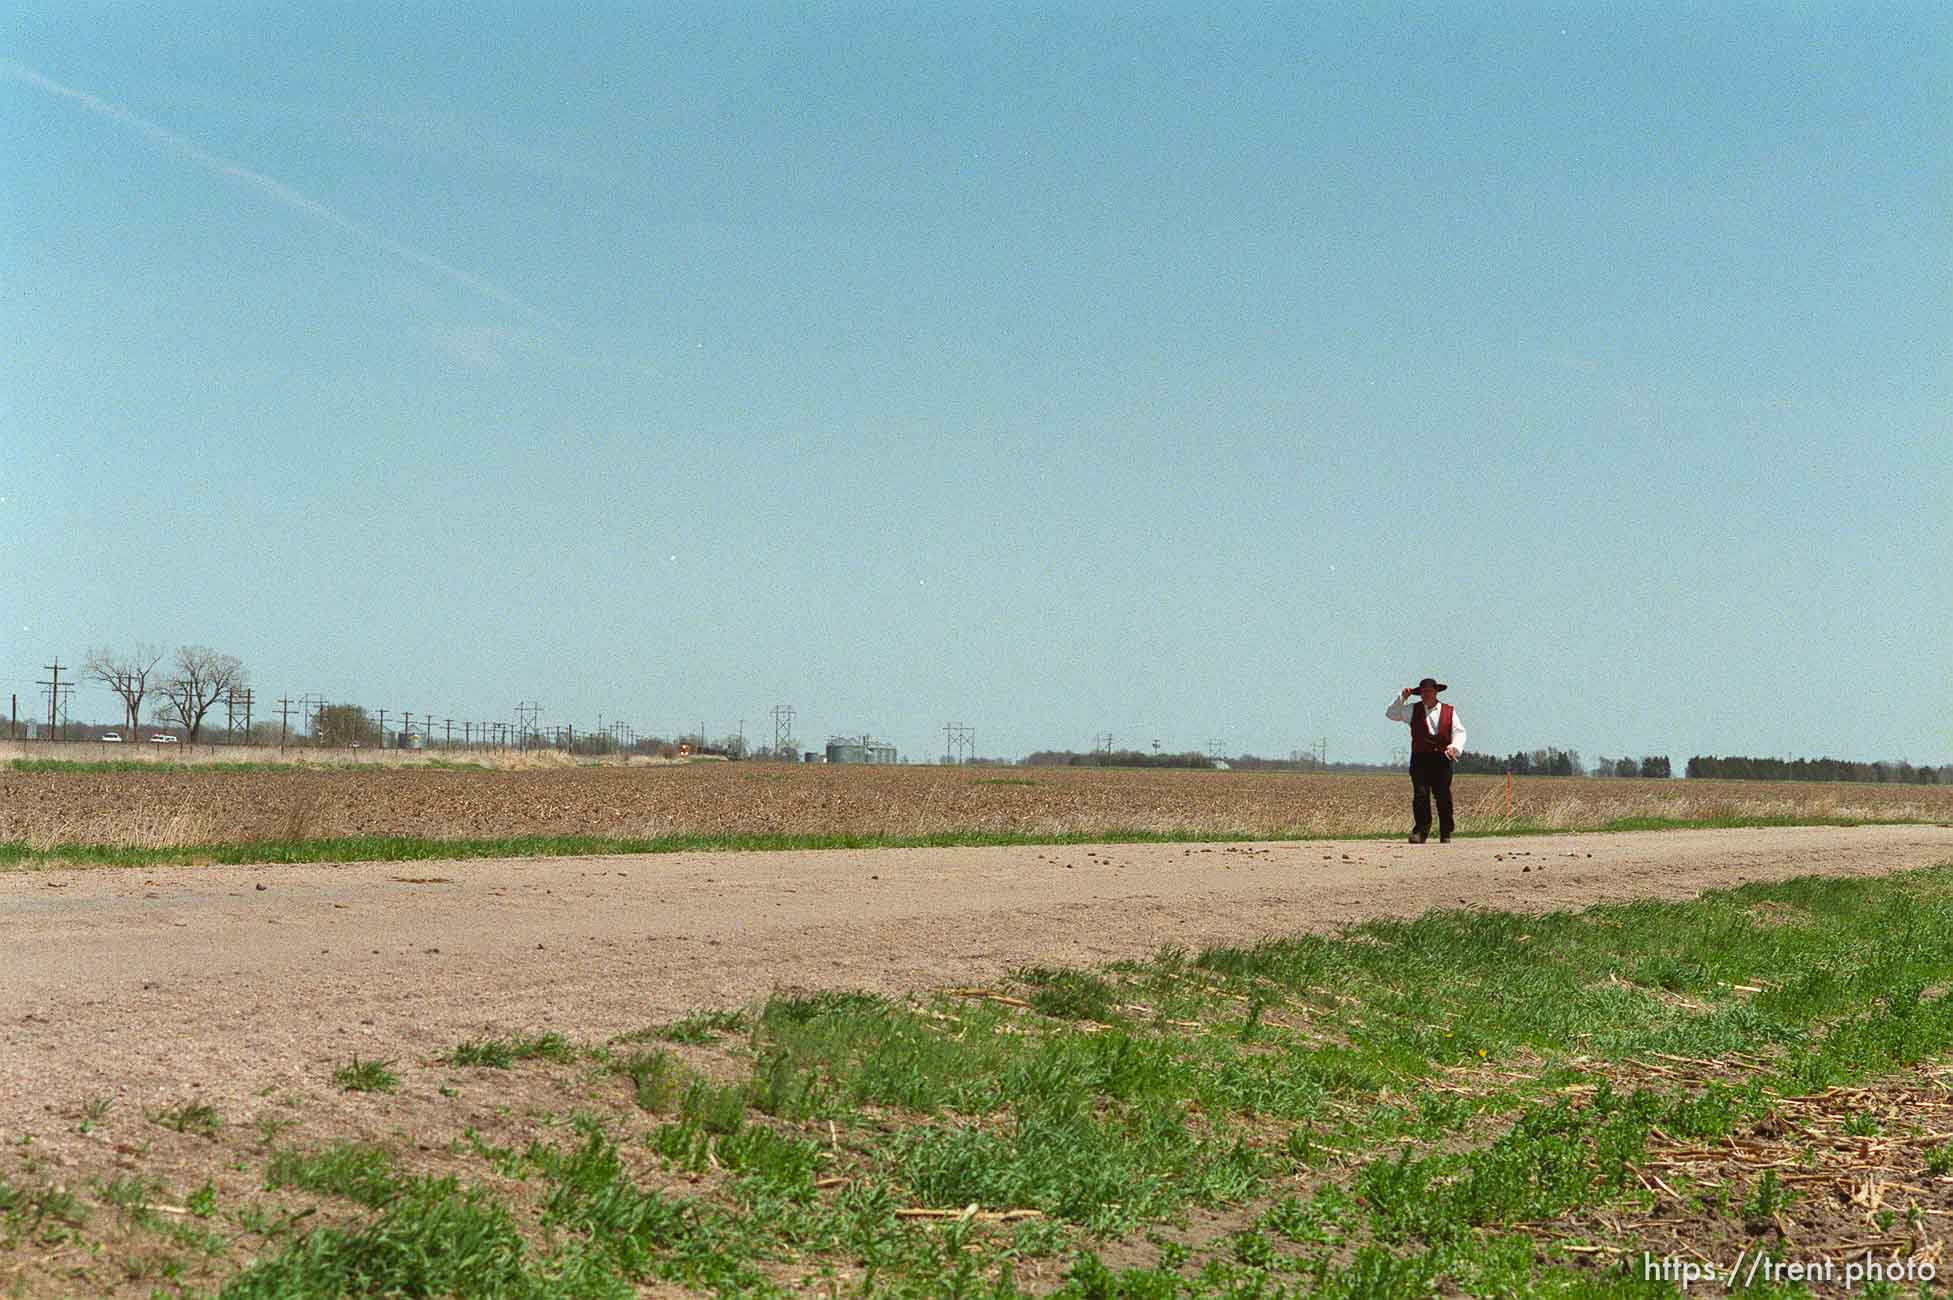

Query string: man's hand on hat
1398 687 1413 702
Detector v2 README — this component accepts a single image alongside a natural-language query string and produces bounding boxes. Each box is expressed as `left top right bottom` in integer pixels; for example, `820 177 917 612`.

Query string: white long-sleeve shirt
1386 694 1467 754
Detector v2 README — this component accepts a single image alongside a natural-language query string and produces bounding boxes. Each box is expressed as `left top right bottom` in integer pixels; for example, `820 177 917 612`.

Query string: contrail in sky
2 58 566 334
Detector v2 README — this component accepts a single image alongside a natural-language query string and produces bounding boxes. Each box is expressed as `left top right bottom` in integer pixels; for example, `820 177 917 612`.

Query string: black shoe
1409 831 1427 844
1439 834 1452 843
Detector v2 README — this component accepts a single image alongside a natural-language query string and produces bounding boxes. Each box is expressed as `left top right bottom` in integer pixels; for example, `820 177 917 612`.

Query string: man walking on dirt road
1387 678 1467 843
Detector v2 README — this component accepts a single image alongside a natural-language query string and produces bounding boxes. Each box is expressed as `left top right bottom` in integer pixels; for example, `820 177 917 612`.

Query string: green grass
265 1143 402 1208
332 1056 400 1094
6 812 1936 871
608 1049 673 1111
16 864 1953 1297
445 1033 579 1068
151 1101 223 1138
1014 966 1125 1023
223 1172 623 1300
0 1174 88 1238
652 1009 750 1045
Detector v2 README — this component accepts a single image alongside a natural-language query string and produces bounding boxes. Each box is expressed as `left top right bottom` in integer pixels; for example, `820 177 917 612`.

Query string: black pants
1409 752 1454 838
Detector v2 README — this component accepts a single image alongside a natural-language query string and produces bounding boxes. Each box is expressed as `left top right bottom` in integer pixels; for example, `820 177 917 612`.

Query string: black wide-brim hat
1414 677 1447 692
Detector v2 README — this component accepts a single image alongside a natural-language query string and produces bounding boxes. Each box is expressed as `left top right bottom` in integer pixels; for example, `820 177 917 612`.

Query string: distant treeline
1685 755 1946 784
1592 756 1674 778
1019 749 1947 783
1024 750 1400 773
1219 755 1397 774
1453 749 1585 777
1024 749 1219 769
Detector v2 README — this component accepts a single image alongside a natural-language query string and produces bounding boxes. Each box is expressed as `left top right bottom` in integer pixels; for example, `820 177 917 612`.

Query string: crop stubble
5 762 1950 851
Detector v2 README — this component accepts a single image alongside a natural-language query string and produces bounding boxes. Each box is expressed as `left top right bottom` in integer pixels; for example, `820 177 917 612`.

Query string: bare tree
155 646 248 742
83 644 165 735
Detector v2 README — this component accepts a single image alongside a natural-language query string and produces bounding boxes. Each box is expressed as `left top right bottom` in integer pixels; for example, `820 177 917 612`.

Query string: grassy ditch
11 868 1953 1296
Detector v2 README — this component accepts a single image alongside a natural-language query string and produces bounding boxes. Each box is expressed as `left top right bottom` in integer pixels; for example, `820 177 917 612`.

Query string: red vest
1410 702 1454 753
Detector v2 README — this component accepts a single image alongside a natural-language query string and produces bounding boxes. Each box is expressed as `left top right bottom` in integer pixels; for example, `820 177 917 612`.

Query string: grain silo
825 735 897 764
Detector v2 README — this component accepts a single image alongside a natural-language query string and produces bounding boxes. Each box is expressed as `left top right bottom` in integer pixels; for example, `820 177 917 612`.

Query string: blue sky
4 3 1947 764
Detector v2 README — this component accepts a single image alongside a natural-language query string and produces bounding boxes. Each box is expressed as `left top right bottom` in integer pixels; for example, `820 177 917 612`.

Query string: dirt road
5 824 1952 1136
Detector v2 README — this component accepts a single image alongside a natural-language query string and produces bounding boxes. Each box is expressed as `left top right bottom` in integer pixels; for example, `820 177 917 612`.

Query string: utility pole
276 696 294 746
38 659 65 739
376 709 388 746
298 693 325 745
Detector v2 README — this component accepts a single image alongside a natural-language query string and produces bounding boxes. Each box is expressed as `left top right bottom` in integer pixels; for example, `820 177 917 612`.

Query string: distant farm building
825 736 897 764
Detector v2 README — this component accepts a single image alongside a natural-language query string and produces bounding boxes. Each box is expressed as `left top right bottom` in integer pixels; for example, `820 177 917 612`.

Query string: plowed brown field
7 761 1953 850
